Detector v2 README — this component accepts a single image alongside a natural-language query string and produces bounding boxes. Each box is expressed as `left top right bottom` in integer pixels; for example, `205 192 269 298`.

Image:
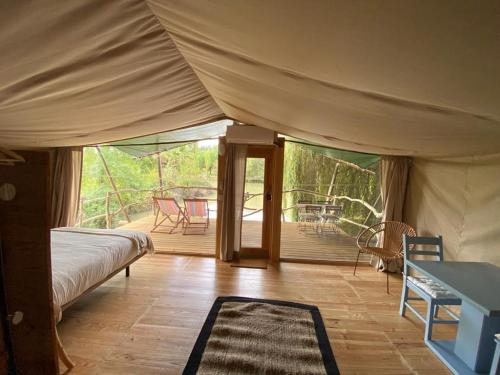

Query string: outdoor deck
119 215 371 263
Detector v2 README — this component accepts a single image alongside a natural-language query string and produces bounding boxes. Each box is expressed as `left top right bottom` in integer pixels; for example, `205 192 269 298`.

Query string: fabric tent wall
405 155 500 266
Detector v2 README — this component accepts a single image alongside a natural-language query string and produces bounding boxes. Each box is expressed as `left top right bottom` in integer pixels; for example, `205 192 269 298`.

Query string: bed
51 227 154 319
50 227 154 370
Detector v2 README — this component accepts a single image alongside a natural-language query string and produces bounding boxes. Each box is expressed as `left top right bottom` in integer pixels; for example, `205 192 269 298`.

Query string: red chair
151 197 187 234
183 198 209 234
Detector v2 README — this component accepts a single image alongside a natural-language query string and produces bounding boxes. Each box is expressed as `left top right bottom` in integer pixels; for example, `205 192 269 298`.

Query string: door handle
266 192 272 201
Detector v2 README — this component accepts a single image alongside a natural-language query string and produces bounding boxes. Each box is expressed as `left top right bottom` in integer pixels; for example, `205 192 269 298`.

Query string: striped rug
183 296 339 375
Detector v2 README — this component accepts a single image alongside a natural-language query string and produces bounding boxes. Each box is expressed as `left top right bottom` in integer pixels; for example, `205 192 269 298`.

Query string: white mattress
51 227 153 321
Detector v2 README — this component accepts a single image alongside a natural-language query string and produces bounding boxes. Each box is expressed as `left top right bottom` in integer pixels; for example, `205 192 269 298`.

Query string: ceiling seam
143 0 225 118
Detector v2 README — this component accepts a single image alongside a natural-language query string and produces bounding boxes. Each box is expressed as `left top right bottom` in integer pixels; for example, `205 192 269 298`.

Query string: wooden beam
95 146 131 223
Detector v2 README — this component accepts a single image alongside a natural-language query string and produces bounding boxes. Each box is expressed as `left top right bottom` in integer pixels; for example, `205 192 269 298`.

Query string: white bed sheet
51 227 153 321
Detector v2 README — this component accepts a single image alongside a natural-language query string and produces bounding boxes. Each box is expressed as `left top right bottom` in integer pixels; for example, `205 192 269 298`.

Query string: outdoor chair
320 204 343 234
400 235 461 341
354 221 416 293
151 197 187 234
297 201 321 233
183 198 209 234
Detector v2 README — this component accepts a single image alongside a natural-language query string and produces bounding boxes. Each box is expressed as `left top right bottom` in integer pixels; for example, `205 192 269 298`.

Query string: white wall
405 154 500 266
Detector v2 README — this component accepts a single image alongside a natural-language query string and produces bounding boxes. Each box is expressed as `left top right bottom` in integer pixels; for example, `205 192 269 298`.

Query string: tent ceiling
1 1 499 157
149 0 500 157
0 0 223 148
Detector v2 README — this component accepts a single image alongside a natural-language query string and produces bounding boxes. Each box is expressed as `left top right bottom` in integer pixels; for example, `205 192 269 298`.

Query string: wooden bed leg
55 327 75 372
125 266 130 277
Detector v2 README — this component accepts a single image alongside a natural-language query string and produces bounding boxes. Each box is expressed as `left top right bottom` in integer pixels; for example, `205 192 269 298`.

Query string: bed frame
56 250 147 372
60 251 146 311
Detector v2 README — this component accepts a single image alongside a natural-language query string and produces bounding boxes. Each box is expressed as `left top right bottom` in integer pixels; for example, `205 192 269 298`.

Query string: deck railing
77 186 218 228
77 186 380 231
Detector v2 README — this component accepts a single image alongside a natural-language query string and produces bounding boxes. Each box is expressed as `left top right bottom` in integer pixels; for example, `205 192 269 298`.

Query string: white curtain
51 147 83 228
374 155 412 271
219 144 247 260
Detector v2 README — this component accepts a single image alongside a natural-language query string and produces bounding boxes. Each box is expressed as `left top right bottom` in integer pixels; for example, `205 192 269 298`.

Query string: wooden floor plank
119 216 371 263
58 255 453 374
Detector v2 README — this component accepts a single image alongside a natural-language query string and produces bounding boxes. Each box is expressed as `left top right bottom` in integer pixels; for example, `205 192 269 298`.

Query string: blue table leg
490 335 500 375
454 302 500 373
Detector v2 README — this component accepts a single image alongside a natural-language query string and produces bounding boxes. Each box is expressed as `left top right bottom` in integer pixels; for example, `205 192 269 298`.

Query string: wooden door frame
269 137 284 263
215 136 284 262
215 137 225 260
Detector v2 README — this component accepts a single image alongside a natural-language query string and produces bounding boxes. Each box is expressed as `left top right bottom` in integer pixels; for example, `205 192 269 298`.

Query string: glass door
240 147 273 258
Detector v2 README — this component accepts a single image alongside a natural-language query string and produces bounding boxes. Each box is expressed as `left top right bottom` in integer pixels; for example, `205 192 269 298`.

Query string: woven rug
183 296 339 375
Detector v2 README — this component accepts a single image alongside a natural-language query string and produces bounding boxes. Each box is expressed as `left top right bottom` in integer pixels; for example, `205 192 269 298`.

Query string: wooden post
95 146 131 222
105 192 111 229
157 153 164 196
77 197 85 226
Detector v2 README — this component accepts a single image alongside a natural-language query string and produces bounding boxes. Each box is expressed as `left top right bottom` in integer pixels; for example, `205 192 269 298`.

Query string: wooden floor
58 255 454 374
119 216 371 263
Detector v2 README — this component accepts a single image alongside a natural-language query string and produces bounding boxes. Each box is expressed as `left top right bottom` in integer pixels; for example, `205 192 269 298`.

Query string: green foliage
161 143 218 188
80 143 219 228
80 141 380 236
282 143 380 235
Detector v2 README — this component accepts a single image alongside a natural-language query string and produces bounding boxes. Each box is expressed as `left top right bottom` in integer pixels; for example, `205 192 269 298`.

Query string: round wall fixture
0 183 16 201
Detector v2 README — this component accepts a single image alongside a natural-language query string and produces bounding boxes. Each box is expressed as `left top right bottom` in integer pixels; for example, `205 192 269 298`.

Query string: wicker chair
354 221 416 293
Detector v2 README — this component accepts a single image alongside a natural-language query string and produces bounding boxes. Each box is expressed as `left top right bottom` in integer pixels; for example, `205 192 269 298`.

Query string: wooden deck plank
119 215 370 263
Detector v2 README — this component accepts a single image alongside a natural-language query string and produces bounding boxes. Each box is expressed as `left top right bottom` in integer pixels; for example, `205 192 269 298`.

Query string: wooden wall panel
0 151 58 374
0 247 14 374
0 321 8 373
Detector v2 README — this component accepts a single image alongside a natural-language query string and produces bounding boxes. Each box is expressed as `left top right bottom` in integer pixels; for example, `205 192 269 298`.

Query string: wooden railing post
157 153 164 192
105 192 111 229
96 146 131 223
77 197 85 226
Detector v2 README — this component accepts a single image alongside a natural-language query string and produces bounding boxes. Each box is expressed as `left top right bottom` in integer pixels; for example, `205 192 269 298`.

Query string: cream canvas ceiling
1 0 499 157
